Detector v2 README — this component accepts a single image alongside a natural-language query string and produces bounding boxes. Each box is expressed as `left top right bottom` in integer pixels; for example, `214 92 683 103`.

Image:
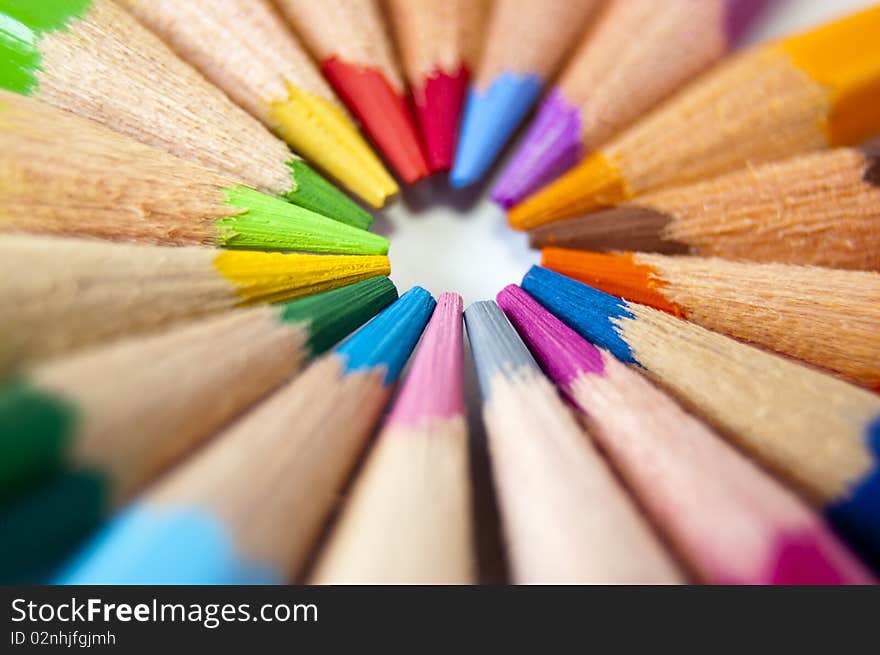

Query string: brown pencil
529 145 880 271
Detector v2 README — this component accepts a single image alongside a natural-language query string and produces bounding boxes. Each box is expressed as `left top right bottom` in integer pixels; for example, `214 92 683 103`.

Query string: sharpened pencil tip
321 57 430 184
521 266 638 365
492 88 584 208
464 300 539 398
336 287 435 385
415 68 469 173
450 73 543 188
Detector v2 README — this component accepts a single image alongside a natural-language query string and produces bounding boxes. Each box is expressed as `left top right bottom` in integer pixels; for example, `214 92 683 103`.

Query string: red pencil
276 0 429 183
386 0 489 172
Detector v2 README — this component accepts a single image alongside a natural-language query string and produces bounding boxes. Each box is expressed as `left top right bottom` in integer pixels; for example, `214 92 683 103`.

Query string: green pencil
0 91 388 254
0 0 373 228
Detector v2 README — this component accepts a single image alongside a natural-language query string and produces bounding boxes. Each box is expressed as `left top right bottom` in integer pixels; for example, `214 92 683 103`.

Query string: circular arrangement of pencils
0 0 878 585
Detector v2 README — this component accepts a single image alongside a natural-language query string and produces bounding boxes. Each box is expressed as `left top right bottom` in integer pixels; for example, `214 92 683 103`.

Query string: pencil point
386 292 464 426
450 73 543 188
321 57 429 184
220 186 389 255
508 152 629 230
528 206 686 253
414 68 469 173
278 277 398 356
521 266 638 366
284 160 373 230
492 88 583 208
336 287 435 385
496 284 606 386
463 301 539 399
541 249 683 316
270 91 399 209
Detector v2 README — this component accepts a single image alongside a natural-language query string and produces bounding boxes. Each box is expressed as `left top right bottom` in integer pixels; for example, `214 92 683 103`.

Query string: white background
379 0 875 305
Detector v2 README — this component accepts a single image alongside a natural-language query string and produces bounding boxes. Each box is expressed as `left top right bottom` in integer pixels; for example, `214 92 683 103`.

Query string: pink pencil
498 285 874 585
312 293 474 584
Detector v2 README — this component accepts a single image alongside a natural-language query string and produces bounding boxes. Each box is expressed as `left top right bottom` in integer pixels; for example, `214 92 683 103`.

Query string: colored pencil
275 0 429 184
119 0 396 209
386 0 489 172
0 92 388 254
0 278 396 583
492 0 772 208
522 266 880 571
528 145 880 270
0 0 371 227
509 6 880 229
499 284 873 584
0 234 390 375
56 287 435 584
449 0 600 188
313 293 473 584
464 301 681 583
541 249 880 389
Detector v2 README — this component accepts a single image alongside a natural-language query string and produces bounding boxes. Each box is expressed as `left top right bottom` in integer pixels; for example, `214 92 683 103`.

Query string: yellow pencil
0 234 390 375
119 0 397 207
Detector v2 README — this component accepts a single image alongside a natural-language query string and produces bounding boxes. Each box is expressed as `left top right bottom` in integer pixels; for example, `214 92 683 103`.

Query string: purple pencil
492 0 772 208
312 293 474 584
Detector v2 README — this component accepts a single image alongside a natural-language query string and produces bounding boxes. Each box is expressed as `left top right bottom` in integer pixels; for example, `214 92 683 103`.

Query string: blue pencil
449 0 599 188
522 265 880 571
56 287 436 584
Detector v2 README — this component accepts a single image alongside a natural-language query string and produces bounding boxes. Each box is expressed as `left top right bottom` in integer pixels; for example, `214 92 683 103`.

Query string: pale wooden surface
38 0 294 193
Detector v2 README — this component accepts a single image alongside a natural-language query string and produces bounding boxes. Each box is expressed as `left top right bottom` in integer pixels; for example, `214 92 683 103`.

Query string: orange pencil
509 6 880 229
541 248 880 389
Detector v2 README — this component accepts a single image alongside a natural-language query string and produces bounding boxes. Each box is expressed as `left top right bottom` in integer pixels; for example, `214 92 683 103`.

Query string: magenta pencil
313 293 474 584
492 0 772 207
498 285 874 585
